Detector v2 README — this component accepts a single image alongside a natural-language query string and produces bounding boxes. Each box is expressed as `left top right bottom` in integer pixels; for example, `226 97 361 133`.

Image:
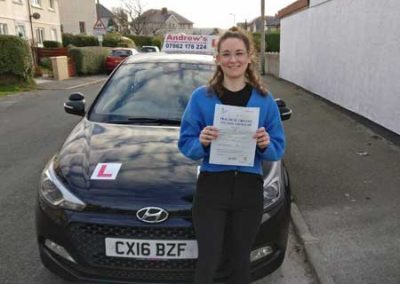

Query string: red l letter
98 164 112 177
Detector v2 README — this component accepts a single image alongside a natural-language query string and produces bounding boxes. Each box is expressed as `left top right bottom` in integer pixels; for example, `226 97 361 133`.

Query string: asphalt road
0 83 316 284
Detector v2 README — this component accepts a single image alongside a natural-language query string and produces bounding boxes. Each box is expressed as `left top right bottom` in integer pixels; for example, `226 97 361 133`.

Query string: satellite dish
32 13 41 20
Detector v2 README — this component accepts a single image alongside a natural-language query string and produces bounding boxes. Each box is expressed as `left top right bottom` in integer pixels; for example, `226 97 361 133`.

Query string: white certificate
209 104 260 167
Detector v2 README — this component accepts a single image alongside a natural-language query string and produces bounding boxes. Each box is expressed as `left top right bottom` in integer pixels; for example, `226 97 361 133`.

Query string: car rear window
141 47 157 53
89 62 215 123
111 50 133 57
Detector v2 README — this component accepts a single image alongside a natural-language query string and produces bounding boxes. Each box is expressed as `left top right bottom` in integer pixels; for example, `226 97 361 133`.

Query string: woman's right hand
200 126 219 147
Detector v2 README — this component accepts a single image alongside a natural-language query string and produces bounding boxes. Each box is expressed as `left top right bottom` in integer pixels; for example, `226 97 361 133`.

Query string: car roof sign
162 34 218 55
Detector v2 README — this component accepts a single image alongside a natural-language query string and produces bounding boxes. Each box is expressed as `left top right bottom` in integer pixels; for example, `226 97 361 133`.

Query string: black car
36 53 293 283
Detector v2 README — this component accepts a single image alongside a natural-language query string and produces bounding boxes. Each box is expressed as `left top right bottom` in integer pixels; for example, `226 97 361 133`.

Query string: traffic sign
93 19 106 35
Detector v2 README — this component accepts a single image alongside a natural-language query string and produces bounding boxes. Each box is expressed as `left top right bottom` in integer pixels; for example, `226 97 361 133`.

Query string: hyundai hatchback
36 53 292 283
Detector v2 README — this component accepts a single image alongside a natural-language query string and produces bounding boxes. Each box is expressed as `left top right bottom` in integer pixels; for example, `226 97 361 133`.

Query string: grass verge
0 81 36 97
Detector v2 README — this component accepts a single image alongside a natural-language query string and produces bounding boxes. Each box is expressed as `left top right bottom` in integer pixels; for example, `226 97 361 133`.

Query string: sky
100 0 295 29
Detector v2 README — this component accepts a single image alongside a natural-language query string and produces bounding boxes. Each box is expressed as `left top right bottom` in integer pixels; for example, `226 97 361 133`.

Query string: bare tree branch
111 7 129 34
121 0 147 35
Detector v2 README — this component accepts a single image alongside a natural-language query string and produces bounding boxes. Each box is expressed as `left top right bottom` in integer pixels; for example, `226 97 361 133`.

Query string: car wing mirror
275 98 292 121
64 92 85 116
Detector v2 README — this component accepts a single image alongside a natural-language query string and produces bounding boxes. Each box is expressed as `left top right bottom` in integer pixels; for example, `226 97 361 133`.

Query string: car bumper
36 197 290 283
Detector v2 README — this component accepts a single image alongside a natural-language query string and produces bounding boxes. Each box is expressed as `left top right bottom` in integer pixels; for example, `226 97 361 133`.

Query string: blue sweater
178 86 286 175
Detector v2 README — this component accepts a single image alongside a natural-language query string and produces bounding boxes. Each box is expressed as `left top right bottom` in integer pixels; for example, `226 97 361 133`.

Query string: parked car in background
105 48 139 74
36 53 292 283
140 45 160 53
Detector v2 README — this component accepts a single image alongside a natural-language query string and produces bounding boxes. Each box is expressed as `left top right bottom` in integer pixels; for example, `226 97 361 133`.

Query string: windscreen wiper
110 117 181 125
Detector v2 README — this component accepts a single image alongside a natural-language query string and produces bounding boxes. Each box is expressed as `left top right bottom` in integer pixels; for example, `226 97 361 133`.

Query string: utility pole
260 0 266 75
229 13 236 27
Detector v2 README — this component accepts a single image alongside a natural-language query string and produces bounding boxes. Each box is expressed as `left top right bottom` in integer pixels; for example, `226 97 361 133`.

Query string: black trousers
192 170 264 284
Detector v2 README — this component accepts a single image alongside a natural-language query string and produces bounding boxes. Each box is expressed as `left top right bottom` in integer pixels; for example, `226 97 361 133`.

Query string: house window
60 24 63 33
35 27 45 46
16 24 26 38
0 23 8 35
49 0 54 9
79 21 86 33
51 28 57 41
31 0 41 7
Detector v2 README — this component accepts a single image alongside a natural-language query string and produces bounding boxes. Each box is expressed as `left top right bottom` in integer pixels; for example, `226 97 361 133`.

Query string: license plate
105 238 198 259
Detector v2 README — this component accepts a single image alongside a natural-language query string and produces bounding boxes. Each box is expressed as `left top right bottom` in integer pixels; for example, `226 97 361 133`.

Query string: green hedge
124 35 153 47
252 32 280 52
43 40 62 48
0 35 33 84
69 46 110 75
62 32 136 48
102 32 136 48
62 33 98 47
266 32 280 52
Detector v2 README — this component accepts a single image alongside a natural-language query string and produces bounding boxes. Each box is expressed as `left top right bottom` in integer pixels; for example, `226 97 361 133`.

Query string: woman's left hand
253 127 270 150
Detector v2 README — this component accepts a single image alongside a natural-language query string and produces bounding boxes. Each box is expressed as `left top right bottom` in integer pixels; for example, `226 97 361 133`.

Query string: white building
279 0 400 135
0 0 62 46
58 0 97 35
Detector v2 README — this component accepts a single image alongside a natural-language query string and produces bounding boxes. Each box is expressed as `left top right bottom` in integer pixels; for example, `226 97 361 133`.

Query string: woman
178 28 286 284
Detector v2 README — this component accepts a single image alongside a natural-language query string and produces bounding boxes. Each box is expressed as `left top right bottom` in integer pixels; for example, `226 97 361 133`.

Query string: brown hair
208 27 268 97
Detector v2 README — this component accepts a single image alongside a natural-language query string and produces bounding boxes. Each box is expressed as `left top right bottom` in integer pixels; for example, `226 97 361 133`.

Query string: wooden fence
34 47 76 77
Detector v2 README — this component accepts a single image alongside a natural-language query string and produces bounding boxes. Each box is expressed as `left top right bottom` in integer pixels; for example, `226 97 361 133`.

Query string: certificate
209 104 260 167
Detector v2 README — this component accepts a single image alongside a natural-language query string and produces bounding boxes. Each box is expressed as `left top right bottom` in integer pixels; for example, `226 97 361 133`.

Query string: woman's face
216 37 251 80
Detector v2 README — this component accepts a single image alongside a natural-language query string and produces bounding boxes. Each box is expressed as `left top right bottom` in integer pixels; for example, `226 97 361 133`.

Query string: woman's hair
208 27 268 97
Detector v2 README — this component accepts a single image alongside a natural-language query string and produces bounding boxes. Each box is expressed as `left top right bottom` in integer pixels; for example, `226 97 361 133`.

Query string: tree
121 0 147 35
112 7 129 34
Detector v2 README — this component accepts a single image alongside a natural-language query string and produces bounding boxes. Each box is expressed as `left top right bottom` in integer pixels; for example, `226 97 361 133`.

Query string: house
58 0 97 35
0 0 62 46
135 7 193 36
239 15 280 33
192 28 223 36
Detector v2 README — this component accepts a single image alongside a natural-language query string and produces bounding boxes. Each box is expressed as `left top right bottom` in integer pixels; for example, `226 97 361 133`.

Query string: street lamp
229 13 236 26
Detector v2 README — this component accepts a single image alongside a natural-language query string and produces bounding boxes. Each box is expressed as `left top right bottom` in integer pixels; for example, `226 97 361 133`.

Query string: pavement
263 75 400 284
35 74 108 90
30 74 400 284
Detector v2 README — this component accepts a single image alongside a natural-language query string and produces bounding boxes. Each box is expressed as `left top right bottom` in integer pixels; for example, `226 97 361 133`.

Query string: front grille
69 223 197 271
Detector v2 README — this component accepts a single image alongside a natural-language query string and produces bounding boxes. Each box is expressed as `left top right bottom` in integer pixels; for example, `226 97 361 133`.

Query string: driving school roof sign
162 34 218 55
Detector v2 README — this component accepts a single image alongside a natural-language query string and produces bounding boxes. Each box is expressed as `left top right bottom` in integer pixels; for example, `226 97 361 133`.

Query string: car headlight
262 161 282 210
39 159 86 211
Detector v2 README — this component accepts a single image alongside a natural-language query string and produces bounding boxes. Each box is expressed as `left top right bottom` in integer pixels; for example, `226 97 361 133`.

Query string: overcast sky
100 0 295 29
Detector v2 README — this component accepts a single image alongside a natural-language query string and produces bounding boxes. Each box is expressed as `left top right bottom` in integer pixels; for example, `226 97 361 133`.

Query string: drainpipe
27 0 38 67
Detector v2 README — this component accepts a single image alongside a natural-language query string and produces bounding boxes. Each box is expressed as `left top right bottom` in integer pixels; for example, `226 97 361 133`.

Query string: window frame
35 27 45 46
0 23 8 35
79 21 86 34
16 24 27 38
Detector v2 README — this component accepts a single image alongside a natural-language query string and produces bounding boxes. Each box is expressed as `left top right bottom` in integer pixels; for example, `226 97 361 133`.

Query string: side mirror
64 92 85 116
275 98 292 121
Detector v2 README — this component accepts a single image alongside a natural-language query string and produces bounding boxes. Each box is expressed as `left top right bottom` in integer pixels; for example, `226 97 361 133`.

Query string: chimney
161 7 168 15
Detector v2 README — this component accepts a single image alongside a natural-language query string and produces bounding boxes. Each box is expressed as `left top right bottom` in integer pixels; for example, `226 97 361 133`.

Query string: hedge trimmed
43 40 62 48
69 46 110 75
124 35 153 47
62 33 98 47
103 32 136 48
266 32 280 52
252 32 280 52
0 35 33 84
62 32 136 48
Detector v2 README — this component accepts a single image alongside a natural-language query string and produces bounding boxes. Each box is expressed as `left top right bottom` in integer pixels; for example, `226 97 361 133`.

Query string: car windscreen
111 50 133 57
89 62 215 124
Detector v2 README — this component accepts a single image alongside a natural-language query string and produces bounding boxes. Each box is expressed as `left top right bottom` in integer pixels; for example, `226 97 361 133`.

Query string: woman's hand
253 127 270 150
200 126 219 147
